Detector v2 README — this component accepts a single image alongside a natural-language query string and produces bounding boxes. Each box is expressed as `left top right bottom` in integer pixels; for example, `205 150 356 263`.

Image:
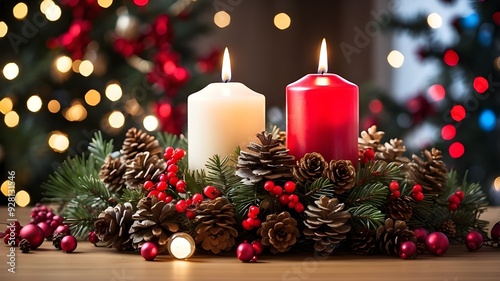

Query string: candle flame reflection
318 38 328 74
221 47 231 82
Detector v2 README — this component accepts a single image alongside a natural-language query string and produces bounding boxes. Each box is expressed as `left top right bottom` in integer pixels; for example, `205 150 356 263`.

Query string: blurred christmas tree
361 0 500 204
0 0 218 204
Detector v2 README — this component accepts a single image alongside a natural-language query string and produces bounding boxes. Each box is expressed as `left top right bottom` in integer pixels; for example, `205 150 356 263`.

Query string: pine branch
120 189 145 208
226 185 257 221
88 131 115 166
300 177 336 204
63 197 101 238
205 154 242 193
355 160 404 186
346 182 388 208
348 204 385 232
157 131 188 150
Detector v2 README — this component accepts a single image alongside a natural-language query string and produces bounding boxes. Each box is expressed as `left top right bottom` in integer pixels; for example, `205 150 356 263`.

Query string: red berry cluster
2 221 22 246
264 181 304 213
175 193 203 220
360 148 375 164
411 184 425 202
30 203 65 231
448 190 464 211
389 181 401 201
144 147 187 203
242 205 262 231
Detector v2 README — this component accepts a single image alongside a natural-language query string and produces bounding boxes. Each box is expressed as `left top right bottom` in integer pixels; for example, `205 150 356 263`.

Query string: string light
143 115 159 131
441 124 456 140
79 60 94 77
0 21 8 38
105 82 122 101
98 0 113 8
13 2 28 20
0 97 13 114
427 13 442 29
478 109 496 131
47 100 61 113
443 50 459 66
428 84 445 101
27 95 43 112
387 50 404 68
449 142 464 158
15 190 30 207
45 2 62 21
214 11 230 28
274 13 291 30
450 105 466 122
55 56 73 73
85 89 101 106
4 111 20 128
108 111 125 128
48 131 69 153
3 62 20 80
473 76 488 93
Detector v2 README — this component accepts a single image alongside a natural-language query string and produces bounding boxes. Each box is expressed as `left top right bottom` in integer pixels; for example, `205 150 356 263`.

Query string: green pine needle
88 131 115 166
157 131 188 151
356 160 404 186
348 204 385 231
205 154 241 193
300 177 336 204
346 182 388 208
120 189 145 208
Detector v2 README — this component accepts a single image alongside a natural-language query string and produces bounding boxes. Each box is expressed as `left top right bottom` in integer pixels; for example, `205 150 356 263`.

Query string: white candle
167 233 195 259
188 48 265 171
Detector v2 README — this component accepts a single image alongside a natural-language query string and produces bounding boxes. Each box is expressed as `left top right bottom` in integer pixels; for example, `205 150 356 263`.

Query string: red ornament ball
251 240 264 256
19 224 45 249
37 222 53 239
61 235 78 253
426 232 449 256
413 227 428 243
236 241 255 262
491 221 500 240
88 231 98 244
399 241 417 259
465 231 483 251
141 242 158 261
54 224 70 236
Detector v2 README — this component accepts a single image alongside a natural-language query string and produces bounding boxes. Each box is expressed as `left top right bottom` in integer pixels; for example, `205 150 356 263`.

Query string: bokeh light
48 131 69 153
143 115 159 131
47 100 61 113
274 13 291 30
0 21 8 38
108 111 125 128
40 0 54 14
387 50 404 68
428 84 445 101
444 50 459 66
15 190 30 207
56 56 73 73
45 2 62 21
473 76 488 93
72 59 82 73
479 109 496 131
105 82 122 101
79 60 94 77
85 89 101 106
1 181 9 196
441 124 456 140
494 176 500 191
27 95 43 112
98 0 113 8
4 111 19 127
451 105 466 122
13 3 28 20
3 62 20 80
0 97 14 114
461 12 480 29
449 142 464 158
493 12 500 26
214 11 231 28
427 13 442 29
64 101 87 121
368 99 383 114
133 0 148 6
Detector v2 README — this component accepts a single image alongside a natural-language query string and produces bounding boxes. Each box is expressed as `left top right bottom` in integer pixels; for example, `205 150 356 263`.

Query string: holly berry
448 195 461 205
272 186 283 196
279 194 289 205
175 180 187 193
144 181 155 190
294 202 305 213
157 191 167 202
264 181 274 192
413 192 424 202
363 148 375 161
159 174 168 182
284 181 296 193
164 196 173 204
203 185 221 199
164 147 174 160
448 203 459 211
173 148 186 160
148 189 160 198
249 206 259 216
242 219 253 231
412 184 423 193
169 177 179 186
185 210 196 220
288 201 296 209
455 190 464 201
167 172 176 179
389 181 400 192
156 181 167 191
392 190 401 198
192 193 204 205
252 218 261 228
175 200 187 213
167 164 179 173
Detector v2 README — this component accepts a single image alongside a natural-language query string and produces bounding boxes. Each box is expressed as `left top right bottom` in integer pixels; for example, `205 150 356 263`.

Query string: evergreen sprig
355 160 404 186
120 189 145 208
346 182 388 208
348 204 385 231
157 131 188 151
300 177 336 204
205 154 242 193
88 131 114 166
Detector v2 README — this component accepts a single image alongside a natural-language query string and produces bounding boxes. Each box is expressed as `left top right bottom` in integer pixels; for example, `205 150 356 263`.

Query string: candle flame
318 38 328 74
221 47 231 82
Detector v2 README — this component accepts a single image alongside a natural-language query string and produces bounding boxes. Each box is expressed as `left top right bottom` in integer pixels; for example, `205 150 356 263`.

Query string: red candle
286 39 359 164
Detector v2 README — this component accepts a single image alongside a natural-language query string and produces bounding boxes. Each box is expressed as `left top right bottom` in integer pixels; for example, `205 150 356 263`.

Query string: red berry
242 219 253 230
167 164 179 173
148 190 160 198
167 172 176 180
392 190 401 198
143 181 155 190
251 240 264 255
203 185 221 199
164 196 173 204
185 198 193 206
164 147 174 160
455 190 464 201
449 203 459 211
175 200 187 213
247 211 257 219
252 218 261 227
272 186 283 196
279 194 289 205
288 194 299 203
263 181 274 192
159 174 168 182
185 210 196 220
288 202 296 209
192 193 204 204
389 181 399 192
169 177 179 186
294 202 305 213
363 148 375 160
156 181 168 191
166 159 176 167
157 191 167 201
249 206 260 216
173 148 185 160
412 184 423 193
413 192 424 202
448 195 461 205
245 217 255 227
284 181 296 193
175 180 187 193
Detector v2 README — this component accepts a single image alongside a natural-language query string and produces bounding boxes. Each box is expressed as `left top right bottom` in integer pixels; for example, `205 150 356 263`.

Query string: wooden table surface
1 206 499 281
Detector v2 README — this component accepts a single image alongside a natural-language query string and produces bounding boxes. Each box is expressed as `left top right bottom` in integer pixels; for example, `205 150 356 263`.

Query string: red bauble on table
491 221 500 240
413 227 428 243
251 240 264 256
141 242 158 261
426 232 449 256
465 231 484 251
399 241 417 259
37 222 53 239
19 224 45 249
54 224 70 236
61 235 78 253
236 241 255 263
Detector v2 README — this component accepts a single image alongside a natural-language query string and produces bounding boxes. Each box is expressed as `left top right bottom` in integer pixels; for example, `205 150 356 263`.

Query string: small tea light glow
168 233 195 259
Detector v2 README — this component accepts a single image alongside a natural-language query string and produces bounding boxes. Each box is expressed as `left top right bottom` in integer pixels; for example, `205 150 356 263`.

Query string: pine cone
408 148 448 194
194 197 238 254
121 127 163 162
129 197 182 253
94 202 134 251
257 211 299 253
439 220 456 238
303 196 351 256
387 196 416 221
376 218 416 256
293 152 327 187
19 239 30 253
350 230 377 255
100 155 127 192
276 130 286 145
323 160 356 194
358 125 384 152
124 151 166 190
236 131 295 185
376 138 410 168
52 232 67 250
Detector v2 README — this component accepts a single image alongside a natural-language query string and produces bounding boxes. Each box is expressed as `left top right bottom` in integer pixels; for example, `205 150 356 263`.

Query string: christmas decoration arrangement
3 125 498 261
